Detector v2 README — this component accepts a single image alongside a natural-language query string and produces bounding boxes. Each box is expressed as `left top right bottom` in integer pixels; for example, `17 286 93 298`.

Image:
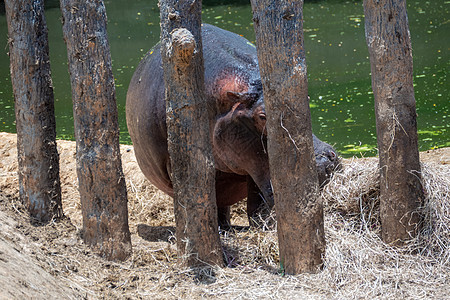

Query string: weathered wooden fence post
251 0 325 274
5 0 63 223
60 0 131 260
364 0 424 245
159 0 223 267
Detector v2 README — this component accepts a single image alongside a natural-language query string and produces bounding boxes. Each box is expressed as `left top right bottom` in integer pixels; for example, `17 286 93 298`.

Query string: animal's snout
328 150 337 162
324 150 341 175
315 148 341 187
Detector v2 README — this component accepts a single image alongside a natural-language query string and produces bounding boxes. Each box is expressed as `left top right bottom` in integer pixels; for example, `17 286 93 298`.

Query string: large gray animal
126 24 340 228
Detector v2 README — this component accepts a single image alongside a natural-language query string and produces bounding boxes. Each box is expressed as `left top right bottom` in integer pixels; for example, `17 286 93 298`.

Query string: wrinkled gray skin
126 24 340 228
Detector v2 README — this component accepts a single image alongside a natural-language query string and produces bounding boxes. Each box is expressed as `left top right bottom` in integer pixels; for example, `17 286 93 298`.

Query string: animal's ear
218 91 242 109
228 91 259 105
219 91 259 112
217 91 244 112
226 91 243 101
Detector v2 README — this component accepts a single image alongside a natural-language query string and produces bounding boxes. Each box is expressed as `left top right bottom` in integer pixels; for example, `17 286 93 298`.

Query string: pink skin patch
212 73 250 113
216 74 248 98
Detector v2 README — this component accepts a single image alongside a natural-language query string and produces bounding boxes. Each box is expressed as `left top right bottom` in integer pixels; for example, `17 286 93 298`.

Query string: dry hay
0 132 448 299
320 158 449 298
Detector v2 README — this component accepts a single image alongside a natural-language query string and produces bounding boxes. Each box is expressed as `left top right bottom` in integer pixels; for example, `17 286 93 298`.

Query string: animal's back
126 24 259 196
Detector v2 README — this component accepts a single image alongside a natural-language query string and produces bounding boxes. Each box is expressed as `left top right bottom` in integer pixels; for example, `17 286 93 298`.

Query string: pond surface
0 0 448 157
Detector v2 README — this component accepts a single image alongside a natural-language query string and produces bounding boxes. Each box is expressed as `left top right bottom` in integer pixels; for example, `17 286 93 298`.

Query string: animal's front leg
217 206 231 230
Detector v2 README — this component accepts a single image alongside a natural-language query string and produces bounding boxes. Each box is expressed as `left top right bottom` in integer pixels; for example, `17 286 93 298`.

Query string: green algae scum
0 0 448 157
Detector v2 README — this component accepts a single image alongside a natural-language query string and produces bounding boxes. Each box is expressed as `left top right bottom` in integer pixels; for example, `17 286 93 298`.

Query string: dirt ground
0 131 448 299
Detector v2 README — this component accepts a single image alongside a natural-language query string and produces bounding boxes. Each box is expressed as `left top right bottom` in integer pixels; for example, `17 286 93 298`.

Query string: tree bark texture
5 0 63 223
60 0 131 260
364 0 424 245
251 0 324 274
160 0 223 267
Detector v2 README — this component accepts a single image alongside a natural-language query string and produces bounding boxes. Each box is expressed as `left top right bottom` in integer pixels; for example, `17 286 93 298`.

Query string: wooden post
251 0 325 274
60 0 131 260
5 0 63 223
159 0 223 267
364 0 424 245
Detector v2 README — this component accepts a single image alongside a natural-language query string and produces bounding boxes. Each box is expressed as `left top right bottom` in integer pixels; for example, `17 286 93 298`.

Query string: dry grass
319 158 449 299
0 132 448 299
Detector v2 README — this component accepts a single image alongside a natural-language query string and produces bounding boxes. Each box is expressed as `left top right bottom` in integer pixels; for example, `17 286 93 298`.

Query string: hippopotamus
126 24 340 228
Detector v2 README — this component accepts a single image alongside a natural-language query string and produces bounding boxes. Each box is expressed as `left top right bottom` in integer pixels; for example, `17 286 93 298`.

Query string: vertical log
5 0 63 223
364 0 424 245
60 0 131 260
251 0 324 274
159 0 223 267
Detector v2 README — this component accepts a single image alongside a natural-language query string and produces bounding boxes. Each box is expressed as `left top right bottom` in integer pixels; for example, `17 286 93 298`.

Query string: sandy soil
0 131 448 299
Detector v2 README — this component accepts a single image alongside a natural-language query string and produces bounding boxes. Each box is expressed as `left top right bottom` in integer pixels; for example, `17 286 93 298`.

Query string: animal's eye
259 113 266 120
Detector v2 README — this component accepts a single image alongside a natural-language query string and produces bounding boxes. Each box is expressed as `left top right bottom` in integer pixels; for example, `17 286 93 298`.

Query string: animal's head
212 78 341 210
213 89 272 205
215 87 341 187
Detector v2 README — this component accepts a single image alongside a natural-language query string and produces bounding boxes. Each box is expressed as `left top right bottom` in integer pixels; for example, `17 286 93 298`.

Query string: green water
0 0 448 157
